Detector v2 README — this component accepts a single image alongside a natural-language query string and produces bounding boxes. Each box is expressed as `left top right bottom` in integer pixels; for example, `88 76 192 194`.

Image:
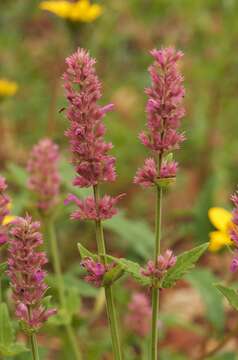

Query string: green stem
93 185 123 360
151 186 163 360
47 222 82 360
30 333 40 360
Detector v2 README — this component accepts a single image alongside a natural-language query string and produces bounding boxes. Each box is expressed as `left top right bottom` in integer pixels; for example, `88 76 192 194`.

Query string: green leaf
6 163 28 187
186 268 225 332
65 287 81 317
105 212 153 259
208 352 237 360
162 243 208 288
0 303 14 347
103 264 124 285
109 257 151 286
0 262 7 277
77 243 97 261
193 176 215 244
0 343 28 356
215 284 238 311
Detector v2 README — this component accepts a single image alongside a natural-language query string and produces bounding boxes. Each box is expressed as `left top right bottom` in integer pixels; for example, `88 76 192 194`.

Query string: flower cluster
229 192 238 272
65 193 124 221
63 48 123 220
142 249 177 280
40 0 102 22
81 257 113 287
0 78 18 97
134 48 185 187
134 158 178 188
125 293 151 337
0 176 12 245
7 216 56 330
27 138 60 212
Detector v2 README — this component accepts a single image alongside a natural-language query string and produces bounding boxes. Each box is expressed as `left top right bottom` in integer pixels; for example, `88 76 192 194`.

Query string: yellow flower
208 207 233 252
2 203 15 226
0 79 18 97
39 0 102 22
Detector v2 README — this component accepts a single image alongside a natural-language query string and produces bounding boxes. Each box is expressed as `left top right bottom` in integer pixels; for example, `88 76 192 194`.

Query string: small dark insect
59 107 66 113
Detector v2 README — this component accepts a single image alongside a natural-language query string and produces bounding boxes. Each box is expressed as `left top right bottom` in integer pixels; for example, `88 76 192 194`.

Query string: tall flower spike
27 138 60 212
0 176 11 245
7 216 56 331
134 47 185 186
63 48 123 220
63 48 123 358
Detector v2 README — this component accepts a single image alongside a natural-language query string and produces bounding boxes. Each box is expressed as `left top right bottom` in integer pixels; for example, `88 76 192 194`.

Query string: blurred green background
1 1 238 359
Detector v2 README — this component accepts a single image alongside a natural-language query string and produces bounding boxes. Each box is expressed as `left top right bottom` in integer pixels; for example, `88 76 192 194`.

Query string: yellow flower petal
208 207 232 232
69 0 102 22
39 0 102 22
39 1 72 18
209 231 233 252
0 79 18 97
2 215 15 226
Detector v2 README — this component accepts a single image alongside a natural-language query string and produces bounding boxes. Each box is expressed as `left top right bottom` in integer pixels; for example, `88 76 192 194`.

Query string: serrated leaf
215 284 238 311
110 258 151 286
0 303 14 347
162 243 208 288
77 243 97 261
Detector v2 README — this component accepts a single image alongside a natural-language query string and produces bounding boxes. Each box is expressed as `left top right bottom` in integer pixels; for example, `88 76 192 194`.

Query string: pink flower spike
63 48 116 188
27 138 60 212
8 215 56 330
135 47 185 182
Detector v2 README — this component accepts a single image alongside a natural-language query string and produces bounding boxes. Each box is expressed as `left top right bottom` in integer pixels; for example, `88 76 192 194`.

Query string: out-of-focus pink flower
81 257 114 287
27 138 60 212
65 193 124 221
142 249 177 279
230 256 238 272
0 176 11 245
125 293 151 337
135 48 185 187
229 191 238 272
63 48 116 188
7 216 56 330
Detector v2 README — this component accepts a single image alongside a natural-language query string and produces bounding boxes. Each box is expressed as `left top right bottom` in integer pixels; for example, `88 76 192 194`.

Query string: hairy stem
47 222 82 360
151 185 163 360
93 185 123 360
